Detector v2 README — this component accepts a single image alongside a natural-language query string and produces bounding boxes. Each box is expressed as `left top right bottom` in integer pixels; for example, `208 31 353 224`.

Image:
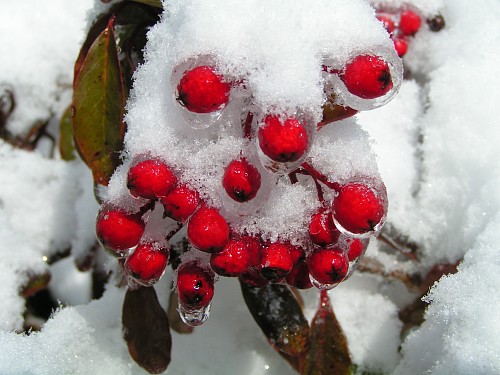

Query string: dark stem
298 162 341 191
376 231 418 261
242 111 254 139
166 221 184 241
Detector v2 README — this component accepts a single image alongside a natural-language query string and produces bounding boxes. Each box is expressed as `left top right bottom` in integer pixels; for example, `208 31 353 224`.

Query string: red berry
347 238 367 261
222 158 261 202
127 159 177 199
124 242 169 285
309 209 340 246
240 267 270 288
286 260 313 289
399 10 422 36
210 238 253 277
176 261 215 309
96 207 145 253
243 236 263 266
260 242 294 280
187 206 230 252
288 244 305 265
160 184 200 222
377 14 396 34
333 182 386 234
307 248 348 285
258 115 309 163
341 55 393 99
176 65 231 113
393 37 409 57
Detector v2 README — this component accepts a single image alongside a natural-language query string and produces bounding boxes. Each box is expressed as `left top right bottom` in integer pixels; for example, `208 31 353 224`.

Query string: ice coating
110 0 397 245
123 0 400 156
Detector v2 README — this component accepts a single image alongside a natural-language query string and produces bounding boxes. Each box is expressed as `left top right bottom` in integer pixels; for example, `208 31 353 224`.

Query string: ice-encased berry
176 65 231 113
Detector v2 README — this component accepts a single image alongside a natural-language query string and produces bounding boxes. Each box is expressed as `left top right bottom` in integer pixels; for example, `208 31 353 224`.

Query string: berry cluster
376 7 422 58
96 13 400 327
375 4 445 58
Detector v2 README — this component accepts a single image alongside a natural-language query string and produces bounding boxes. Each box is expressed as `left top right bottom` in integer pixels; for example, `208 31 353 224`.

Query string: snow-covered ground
0 0 499 374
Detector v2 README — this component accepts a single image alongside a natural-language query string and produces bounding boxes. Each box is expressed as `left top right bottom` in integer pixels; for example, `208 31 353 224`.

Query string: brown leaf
122 286 171 374
301 291 352 375
72 17 125 185
240 281 310 358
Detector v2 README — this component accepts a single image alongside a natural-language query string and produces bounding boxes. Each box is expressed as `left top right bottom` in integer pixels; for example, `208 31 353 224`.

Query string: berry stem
138 199 157 216
288 171 298 184
242 111 254 139
321 65 341 75
298 162 341 191
376 231 418 261
166 221 184 241
320 289 329 307
313 178 325 204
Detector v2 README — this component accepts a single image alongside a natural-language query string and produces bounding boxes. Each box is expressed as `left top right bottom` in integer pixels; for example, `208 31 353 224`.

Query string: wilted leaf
301 291 352 375
72 17 125 185
122 286 171 374
240 281 310 358
59 105 76 160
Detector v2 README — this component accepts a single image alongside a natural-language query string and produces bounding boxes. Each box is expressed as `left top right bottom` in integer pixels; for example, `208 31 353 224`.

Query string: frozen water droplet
309 274 340 290
178 302 211 326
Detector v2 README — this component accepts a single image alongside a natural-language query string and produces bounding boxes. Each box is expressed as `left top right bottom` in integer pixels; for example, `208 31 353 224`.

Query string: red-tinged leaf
318 93 357 129
59 105 76 160
301 291 352 375
240 281 310 358
122 286 171 374
72 17 125 186
74 13 114 82
21 272 51 298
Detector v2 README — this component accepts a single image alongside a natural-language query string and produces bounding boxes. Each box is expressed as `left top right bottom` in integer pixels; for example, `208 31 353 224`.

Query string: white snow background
0 0 499 374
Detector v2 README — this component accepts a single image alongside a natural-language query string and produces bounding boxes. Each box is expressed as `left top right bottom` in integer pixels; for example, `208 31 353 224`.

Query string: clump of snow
0 0 93 135
309 119 381 184
0 287 142 375
0 140 95 330
395 214 500 374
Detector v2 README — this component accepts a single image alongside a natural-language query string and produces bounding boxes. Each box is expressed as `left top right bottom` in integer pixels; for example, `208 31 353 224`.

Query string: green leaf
122 286 172 374
240 281 310 358
128 0 163 8
72 17 125 186
59 105 76 160
301 291 352 375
